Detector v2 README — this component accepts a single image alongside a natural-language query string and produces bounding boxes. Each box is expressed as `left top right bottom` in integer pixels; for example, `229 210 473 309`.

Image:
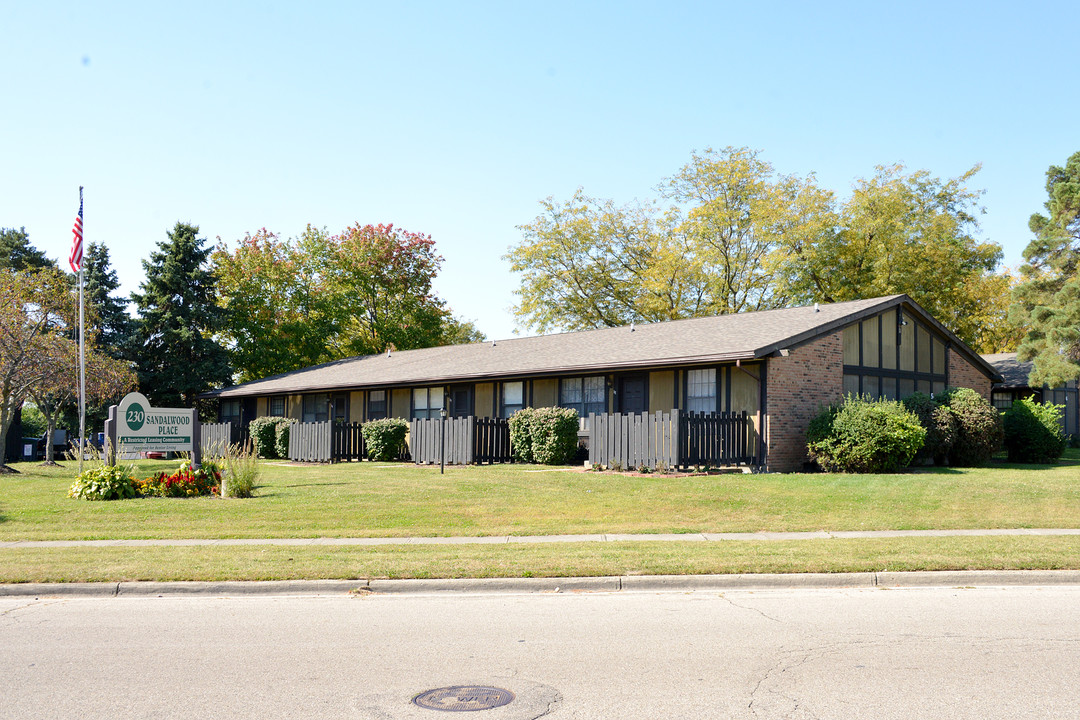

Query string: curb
3 570 1080 598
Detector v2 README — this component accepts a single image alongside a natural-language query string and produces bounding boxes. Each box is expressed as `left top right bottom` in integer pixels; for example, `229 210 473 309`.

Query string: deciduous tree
213 223 485 382
509 152 1016 350
0 268 78 470
28 337 136 464
212 226 336 383
1010 151 1080 386
507 189 707 332
778 163 1012 351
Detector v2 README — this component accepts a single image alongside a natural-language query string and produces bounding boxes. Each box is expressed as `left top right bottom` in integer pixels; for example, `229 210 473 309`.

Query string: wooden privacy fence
199 422 232 457
289 421 333 462
410 416 513 465
679 411 755 467
588 410 755 470
589 411 679 470
332 422 366 462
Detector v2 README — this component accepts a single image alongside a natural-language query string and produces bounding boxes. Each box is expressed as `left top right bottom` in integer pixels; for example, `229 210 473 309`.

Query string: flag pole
78 186 86 475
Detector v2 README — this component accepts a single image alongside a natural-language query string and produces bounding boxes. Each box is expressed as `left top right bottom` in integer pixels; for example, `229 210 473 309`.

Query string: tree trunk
0 386 18 471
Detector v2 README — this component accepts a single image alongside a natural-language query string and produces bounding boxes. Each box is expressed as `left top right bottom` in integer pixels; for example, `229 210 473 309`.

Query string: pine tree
0 227 55 271
130 222 231 411
81 243 135 355
1010 151 1080 386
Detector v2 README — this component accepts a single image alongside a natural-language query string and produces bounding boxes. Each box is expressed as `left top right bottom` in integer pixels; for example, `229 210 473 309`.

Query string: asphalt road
2 585 1077 719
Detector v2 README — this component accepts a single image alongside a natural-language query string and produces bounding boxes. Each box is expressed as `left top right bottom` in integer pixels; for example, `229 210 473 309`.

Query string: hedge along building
201 294 1001 472
983 352 1079 438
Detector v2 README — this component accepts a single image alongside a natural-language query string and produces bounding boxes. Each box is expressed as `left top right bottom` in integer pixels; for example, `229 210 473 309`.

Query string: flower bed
71 460 224 500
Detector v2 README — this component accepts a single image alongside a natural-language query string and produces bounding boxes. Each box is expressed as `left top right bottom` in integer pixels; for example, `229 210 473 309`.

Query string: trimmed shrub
1003 397 1066 464
362 418 408 461
508 408 537 463
806 395 926 473
938 387 1003 467
249 416 291 458
508 407 579 465
68 464 136 501
530 407 580 465
901 392 958 465
274 421 292 459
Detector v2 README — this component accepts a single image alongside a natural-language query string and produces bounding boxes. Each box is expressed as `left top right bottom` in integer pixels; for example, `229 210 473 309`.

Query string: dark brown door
618 374 648 414
449 384 473 418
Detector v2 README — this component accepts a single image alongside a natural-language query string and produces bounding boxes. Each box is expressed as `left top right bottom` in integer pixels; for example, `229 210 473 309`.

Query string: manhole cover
413 686 515 712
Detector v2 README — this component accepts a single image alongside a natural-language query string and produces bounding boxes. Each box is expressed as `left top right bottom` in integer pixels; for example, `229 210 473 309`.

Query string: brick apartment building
205 295 1000 472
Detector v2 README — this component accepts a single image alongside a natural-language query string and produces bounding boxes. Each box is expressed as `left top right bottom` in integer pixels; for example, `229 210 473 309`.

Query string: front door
449 384 473 418
618 374 648 414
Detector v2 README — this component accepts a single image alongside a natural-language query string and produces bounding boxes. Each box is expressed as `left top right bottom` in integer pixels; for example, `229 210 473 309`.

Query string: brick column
947 349 992 400
765 331 844 472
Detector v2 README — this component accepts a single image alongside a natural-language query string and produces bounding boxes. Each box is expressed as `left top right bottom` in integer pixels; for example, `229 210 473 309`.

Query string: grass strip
1 536 1078 584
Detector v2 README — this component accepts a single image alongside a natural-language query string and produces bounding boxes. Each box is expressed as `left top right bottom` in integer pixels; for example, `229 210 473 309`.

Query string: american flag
69 191 83 273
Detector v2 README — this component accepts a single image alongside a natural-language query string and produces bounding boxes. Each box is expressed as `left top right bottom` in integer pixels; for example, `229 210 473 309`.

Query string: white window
686 368 716 413
412 386 444 419
560 376 605 418
302 393 330 423
501 381 524 418
368 390 387 420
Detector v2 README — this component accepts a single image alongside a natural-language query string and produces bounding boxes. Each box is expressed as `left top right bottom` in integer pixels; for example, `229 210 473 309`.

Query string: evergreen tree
0 227 55 271
131 222 231 411
1010 151 1080 386
81 243 135 355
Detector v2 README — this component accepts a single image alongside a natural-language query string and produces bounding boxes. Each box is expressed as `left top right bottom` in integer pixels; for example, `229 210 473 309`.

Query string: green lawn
1 452 1079 541
1 452 1077 582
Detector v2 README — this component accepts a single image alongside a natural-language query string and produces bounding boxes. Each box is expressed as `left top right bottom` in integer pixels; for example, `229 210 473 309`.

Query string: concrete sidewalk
2 527 1079 548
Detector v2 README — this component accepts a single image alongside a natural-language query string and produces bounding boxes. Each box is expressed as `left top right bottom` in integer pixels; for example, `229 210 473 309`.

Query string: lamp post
440 407 447 474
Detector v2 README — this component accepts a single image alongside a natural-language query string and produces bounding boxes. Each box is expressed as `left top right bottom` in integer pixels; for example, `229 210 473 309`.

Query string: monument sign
115 392 195 453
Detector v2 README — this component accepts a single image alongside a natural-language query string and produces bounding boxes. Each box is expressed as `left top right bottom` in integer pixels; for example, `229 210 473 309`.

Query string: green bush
508 407 580 465
806 395 926 473
274 421 292 459
901 392 958 465
68 464 137 501
1003 397 1065 463
938 387 1003 467
531 407 581 465
508 408 537 463
249 417 291 458
362 418 408 461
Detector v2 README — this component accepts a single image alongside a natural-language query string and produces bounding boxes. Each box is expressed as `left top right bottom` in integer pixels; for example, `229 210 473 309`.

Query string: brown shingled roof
203 294 999 398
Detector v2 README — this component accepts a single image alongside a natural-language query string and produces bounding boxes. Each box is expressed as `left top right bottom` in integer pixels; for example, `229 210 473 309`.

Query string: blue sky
2 1 1077 342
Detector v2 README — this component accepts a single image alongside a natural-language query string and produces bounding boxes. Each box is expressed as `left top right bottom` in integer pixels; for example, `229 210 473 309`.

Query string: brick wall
765 331 844 472
948 349 992 400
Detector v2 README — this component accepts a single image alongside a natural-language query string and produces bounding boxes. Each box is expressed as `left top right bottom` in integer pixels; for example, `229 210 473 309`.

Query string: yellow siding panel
532 379 557 408
288 395 303 421
730 365 760 413
649 371 675 412
842 324 859 366
391 389 411 419
256 397 267 417
475 383 494 418
350 392 364 423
